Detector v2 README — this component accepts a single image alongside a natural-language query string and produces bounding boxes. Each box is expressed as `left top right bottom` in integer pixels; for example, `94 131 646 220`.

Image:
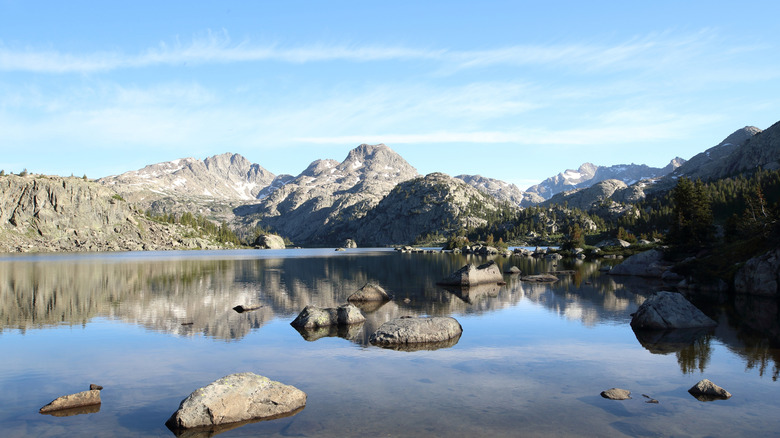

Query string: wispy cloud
0 28 754 75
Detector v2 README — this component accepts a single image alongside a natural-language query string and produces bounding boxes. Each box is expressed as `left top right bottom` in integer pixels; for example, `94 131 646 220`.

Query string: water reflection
1 250 778 376
633 328 714 374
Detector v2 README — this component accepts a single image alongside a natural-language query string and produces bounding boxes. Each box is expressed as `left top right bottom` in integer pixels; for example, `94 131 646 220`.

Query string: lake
1 248 778 437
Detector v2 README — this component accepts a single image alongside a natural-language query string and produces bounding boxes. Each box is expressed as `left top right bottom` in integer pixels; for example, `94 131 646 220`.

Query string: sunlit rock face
0 174 231 253
351 172 515 246
238 144 419 246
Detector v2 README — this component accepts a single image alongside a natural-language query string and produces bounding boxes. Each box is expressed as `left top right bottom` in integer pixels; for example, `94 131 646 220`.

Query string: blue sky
1 1 779 190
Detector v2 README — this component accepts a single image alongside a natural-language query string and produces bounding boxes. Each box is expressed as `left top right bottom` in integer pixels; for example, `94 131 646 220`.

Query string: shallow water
1 248 778 437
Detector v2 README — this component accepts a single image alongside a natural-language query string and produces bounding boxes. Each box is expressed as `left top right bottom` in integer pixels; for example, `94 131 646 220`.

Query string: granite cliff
0 174 235 252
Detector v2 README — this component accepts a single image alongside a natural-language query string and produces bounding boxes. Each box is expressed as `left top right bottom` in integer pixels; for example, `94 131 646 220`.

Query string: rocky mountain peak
720 126 763 148
300 159 340 177
239 143 419 246
98 153 278 207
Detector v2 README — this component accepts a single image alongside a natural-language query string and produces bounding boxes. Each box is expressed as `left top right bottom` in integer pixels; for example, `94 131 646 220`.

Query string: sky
1 1 779 190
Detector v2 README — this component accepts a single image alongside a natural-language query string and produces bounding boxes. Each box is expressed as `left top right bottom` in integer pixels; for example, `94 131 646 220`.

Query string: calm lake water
1 248 778 437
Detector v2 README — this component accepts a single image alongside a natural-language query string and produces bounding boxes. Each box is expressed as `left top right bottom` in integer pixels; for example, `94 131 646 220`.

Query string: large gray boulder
347 283 391 302
254 234 285 249
369 316 462 346
688 379 732 401
39 389 101 414
437 261 504 286
165 373 306 431
609 249 670 278
734 249 780 297
630 292 716 330
343 238 358 248
290 304 365 329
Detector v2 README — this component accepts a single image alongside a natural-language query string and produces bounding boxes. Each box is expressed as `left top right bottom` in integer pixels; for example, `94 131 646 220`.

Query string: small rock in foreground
40 389 101 414
370 316 462 346
600 388 631 400
165 372 306 431
688 379 732 401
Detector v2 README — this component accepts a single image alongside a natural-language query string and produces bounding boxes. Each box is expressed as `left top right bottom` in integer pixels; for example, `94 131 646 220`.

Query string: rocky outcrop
609 249 670 278
0 175 233 253
347 283 391 302
39 388 102 414
734 249 780 297
437 261 504 286
543 179 629 210
688 379 732 401
343 239 358 248
369 316 462 346
353 173 515 246
238 144 419 246
254 234 285 249
595 238 631 248
630 292 717 330
455 174 542 207
165 373 306 431
290 304 365 329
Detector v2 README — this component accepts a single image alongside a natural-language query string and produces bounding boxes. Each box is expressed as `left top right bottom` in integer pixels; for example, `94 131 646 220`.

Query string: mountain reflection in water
1 249 779 437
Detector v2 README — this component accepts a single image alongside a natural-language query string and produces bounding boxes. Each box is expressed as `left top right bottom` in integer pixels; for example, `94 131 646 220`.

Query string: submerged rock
504 266 521 275
437 261 504 286
630 292 716 330
290 304 365 329
233 304 263 313
369 316 462 347
688 379 732 401
165 372 306 431
600 388 631 400
520 273 559 283
39 389 101 414
347 283 391 302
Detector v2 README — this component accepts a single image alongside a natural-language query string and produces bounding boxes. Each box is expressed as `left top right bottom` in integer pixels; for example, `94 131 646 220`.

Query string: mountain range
80 121 780 246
